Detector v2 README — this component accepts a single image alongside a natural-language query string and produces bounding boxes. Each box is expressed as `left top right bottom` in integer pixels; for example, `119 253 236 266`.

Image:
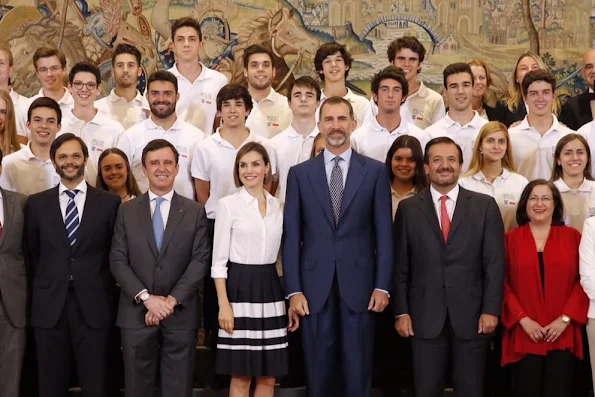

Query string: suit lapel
158 193 185 260
49 186 71 249
579 92 591 125
417 189 443 243
307 154 335 228
72 184 98 253
137 193 158 258
0 188 13 248
339 152 366 220
448 187 471 240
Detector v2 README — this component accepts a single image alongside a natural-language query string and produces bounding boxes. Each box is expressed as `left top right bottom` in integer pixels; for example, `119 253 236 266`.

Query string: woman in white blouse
211 142 288 396
551 133 595 233
459 121 528 232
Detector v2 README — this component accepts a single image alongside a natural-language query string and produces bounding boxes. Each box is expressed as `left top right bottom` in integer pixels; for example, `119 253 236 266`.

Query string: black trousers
511 350 575 397
203 218 217 339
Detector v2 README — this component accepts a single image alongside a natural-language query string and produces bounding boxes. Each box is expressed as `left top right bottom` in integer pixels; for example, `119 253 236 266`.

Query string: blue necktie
329 157 344 227
65 190 80 247
153 197 165 251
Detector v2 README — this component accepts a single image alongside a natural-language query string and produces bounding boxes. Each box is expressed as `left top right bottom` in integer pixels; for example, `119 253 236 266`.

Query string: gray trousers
0 293 26 397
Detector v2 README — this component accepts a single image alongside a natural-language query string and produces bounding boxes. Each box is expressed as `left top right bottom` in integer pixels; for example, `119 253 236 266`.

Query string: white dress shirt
148 188 174 227
429 184 459 228
17 88 74 139
245 89 292 139
58 180 87 221
553 178 595 233
0 142 60 195
579 216 595 318
318 88 370 128
211 187 283 279
95 89 148 130
323 147 351 186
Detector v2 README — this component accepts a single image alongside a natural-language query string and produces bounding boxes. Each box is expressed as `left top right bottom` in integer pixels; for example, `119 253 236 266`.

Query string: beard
324 129 347 148
248 75 272 90
150 101 176 119
57 164 85 182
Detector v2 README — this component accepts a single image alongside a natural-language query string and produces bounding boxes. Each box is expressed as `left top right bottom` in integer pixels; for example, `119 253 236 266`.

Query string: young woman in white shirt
96 148 141 203
211 142 288 396
459 121 528 231
551 133 595 233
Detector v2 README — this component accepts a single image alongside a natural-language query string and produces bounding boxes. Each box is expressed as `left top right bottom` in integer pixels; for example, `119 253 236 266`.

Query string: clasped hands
519 316 569 343
394 313 499 338
144 295 178 326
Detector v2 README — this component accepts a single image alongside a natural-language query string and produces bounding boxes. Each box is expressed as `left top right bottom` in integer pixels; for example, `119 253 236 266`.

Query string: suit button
70 258 74 262
156 266 161 270
332 258 335 261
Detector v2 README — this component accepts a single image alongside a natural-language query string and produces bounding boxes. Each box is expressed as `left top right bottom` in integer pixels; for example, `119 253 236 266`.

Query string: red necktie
440 196 450 243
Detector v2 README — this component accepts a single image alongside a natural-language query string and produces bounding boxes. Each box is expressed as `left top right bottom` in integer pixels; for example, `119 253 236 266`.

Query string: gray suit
110 192 210 397
0 187 27 397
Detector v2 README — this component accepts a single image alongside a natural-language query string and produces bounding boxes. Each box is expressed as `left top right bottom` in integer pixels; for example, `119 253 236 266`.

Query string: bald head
582 49 595 88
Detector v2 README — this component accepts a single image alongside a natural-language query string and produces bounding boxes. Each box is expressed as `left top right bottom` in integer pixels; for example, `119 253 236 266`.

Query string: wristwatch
561 314 571 324
140 292 150 302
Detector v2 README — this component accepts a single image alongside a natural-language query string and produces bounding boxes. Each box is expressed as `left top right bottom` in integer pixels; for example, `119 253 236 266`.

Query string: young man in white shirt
510 69 574 181
117 71 204 200
270 76 320 201
95 44 148 130
0 97 61 195
0 44 28 144
352 66 429 162
315 42 370 127
18 47 74 139
244 44 292 139
426 62 488 172
167 17 228 136
61 62 125 187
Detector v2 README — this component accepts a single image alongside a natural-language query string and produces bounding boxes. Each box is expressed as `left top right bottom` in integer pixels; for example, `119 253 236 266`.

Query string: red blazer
501 225 588 366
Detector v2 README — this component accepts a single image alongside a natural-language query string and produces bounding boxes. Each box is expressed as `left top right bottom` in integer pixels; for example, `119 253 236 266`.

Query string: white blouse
553 178 595 233
211 187 283 279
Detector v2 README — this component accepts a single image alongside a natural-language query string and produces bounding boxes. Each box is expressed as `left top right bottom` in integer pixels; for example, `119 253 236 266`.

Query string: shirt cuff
134 289 148 304
374 288 390 297
396 313 408 318
286 292 302 299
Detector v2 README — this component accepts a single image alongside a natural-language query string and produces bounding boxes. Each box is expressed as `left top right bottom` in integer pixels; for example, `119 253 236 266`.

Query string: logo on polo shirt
91 139 105 153
176 145 189 159
267 115 280 127
201 93 213 105
412 108 425 121
503 193 516 206
589 206 595 217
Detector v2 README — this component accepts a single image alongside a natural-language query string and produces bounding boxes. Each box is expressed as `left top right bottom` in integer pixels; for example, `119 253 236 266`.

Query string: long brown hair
96 148 141 197
0 90 21 155
550 133 594 182
463 121 516 177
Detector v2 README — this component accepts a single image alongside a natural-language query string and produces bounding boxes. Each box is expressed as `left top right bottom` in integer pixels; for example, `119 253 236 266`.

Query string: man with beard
283 96 393 397
95 44 150 130
426 63 488 173
243 44 292 138
560 49 595 131
25 133 120 397
118 71 204 200
393 136 505 397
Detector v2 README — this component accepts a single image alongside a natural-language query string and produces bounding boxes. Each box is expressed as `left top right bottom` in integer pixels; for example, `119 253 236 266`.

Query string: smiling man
426 62 488 172
560 49 595 131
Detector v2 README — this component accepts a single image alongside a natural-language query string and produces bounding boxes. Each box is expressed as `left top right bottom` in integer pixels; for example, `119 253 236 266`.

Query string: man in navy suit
283 96 393 397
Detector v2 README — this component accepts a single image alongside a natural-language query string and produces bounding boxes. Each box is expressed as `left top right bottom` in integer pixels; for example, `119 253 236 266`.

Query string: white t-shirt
59 110 125 187
117 117 205 200
191 129 277 219
509 115 575 181
458 169 528 232
270 124 319 201
318 88 370 129
245 89 292 139
554 178 595 233
0 142 60 195
426 111 488 172
95 89 148 130
351 116 430 162
17 88 74 139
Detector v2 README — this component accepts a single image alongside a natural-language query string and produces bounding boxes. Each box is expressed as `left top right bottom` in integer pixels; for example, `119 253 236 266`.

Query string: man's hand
143 295 174 320
145 311 160 327
478 314 498 334
395 315 414 338
219 302 234 335
368 290 389 312
289 293 310 316
544 317 569 343
165 295 178 311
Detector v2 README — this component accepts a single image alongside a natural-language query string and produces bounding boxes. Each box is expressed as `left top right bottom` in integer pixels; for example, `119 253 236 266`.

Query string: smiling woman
96 147 141 202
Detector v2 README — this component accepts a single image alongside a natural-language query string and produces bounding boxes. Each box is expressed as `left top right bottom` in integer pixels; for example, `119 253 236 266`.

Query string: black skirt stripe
216 348 289 377
217 336 288 347
233 316 287 331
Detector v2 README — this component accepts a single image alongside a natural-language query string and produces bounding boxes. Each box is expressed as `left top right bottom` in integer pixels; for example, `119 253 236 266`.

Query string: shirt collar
391 187 415 199
430 184 459 204
554 178 593 193
23 142 49 162
472 168 511 181
443 111 483 129
38 87 73 106
323 147 352 166
239 186 275 207
252 88 279 105
9 88 18 102
410 80 429 99
66 109 109 126
108 89 143 104
148 189 175 202
519 114 562 134
170 62 213 83
59 179 88 195
285 124 319 138
370 116 408 134
321 87 357 102
147 116 183 131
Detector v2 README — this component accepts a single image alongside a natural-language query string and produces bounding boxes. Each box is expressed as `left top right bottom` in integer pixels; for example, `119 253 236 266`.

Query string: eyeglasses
528 195 553 204
71 81 98 91
36 66 63 74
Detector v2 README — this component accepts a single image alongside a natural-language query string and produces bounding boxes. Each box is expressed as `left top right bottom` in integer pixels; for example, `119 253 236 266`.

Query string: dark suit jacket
492 100 526 127
110 192 210 330
393 187 505 340
282 151 393 314
0 188 27 327
25 185 120 329
559 91 592 131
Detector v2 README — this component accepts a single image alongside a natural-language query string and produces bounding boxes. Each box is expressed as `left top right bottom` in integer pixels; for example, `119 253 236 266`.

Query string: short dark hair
242 44 274 69
314 43 353 81
424 137 463 165
171 17 202 42
33 47 66 69
50 133 89 162
516 179 565 226
216 84 253 113
28 97 62 124
147 70 178 93
371 65 409 98
443 62 474 88
386 135 427 192
69 61 101 85
551 133 594 182
387 36 426 64
96 148 142 197
141 139 180 167
112 43 142 67
233 142 271 188
521 69 556 97
319 97 354 121
286 76 321 102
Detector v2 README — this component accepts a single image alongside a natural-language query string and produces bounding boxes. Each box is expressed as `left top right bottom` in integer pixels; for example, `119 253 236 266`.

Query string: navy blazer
282 150 393 314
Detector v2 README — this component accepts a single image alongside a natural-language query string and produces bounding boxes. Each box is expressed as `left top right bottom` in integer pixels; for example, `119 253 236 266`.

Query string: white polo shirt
95 89 148 130
318 88 370 128
191 130 278 219
578 121 595 176
458 169 528 232
9 88 29 138
245 89 292 139
509 115 574 181
351 116 430 162
168 63 228 136
554 178 595 233
59 110 125 187
426 111 488 172
117 117 205 200
362 98 413 127
17 88 74 139
270 124 319 201
0 142 60 195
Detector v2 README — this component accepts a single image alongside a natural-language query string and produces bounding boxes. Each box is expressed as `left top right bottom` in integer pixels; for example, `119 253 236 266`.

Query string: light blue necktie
65 190 80 247
153 197 165 251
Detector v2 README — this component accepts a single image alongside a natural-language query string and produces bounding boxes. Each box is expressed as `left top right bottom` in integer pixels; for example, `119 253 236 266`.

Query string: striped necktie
65 190 80 247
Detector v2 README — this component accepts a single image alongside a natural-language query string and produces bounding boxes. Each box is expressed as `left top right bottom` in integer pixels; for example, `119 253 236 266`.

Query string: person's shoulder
3 188 27 207
2 149 23 164
122 119 147 135
463 186 496 203
424 118 446 136
176 192 203 211
204 66 229 85
92 186 121 203
356 151 384 170
27 186 57 205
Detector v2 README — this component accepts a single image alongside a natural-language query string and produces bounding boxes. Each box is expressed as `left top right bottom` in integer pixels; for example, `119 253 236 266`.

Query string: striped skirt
215 262 289 377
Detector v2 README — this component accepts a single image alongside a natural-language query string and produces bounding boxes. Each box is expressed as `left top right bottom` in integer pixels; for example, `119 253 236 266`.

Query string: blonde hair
506 52 560 115
467 58 492 102
0 90 21 155
463 121 516 177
